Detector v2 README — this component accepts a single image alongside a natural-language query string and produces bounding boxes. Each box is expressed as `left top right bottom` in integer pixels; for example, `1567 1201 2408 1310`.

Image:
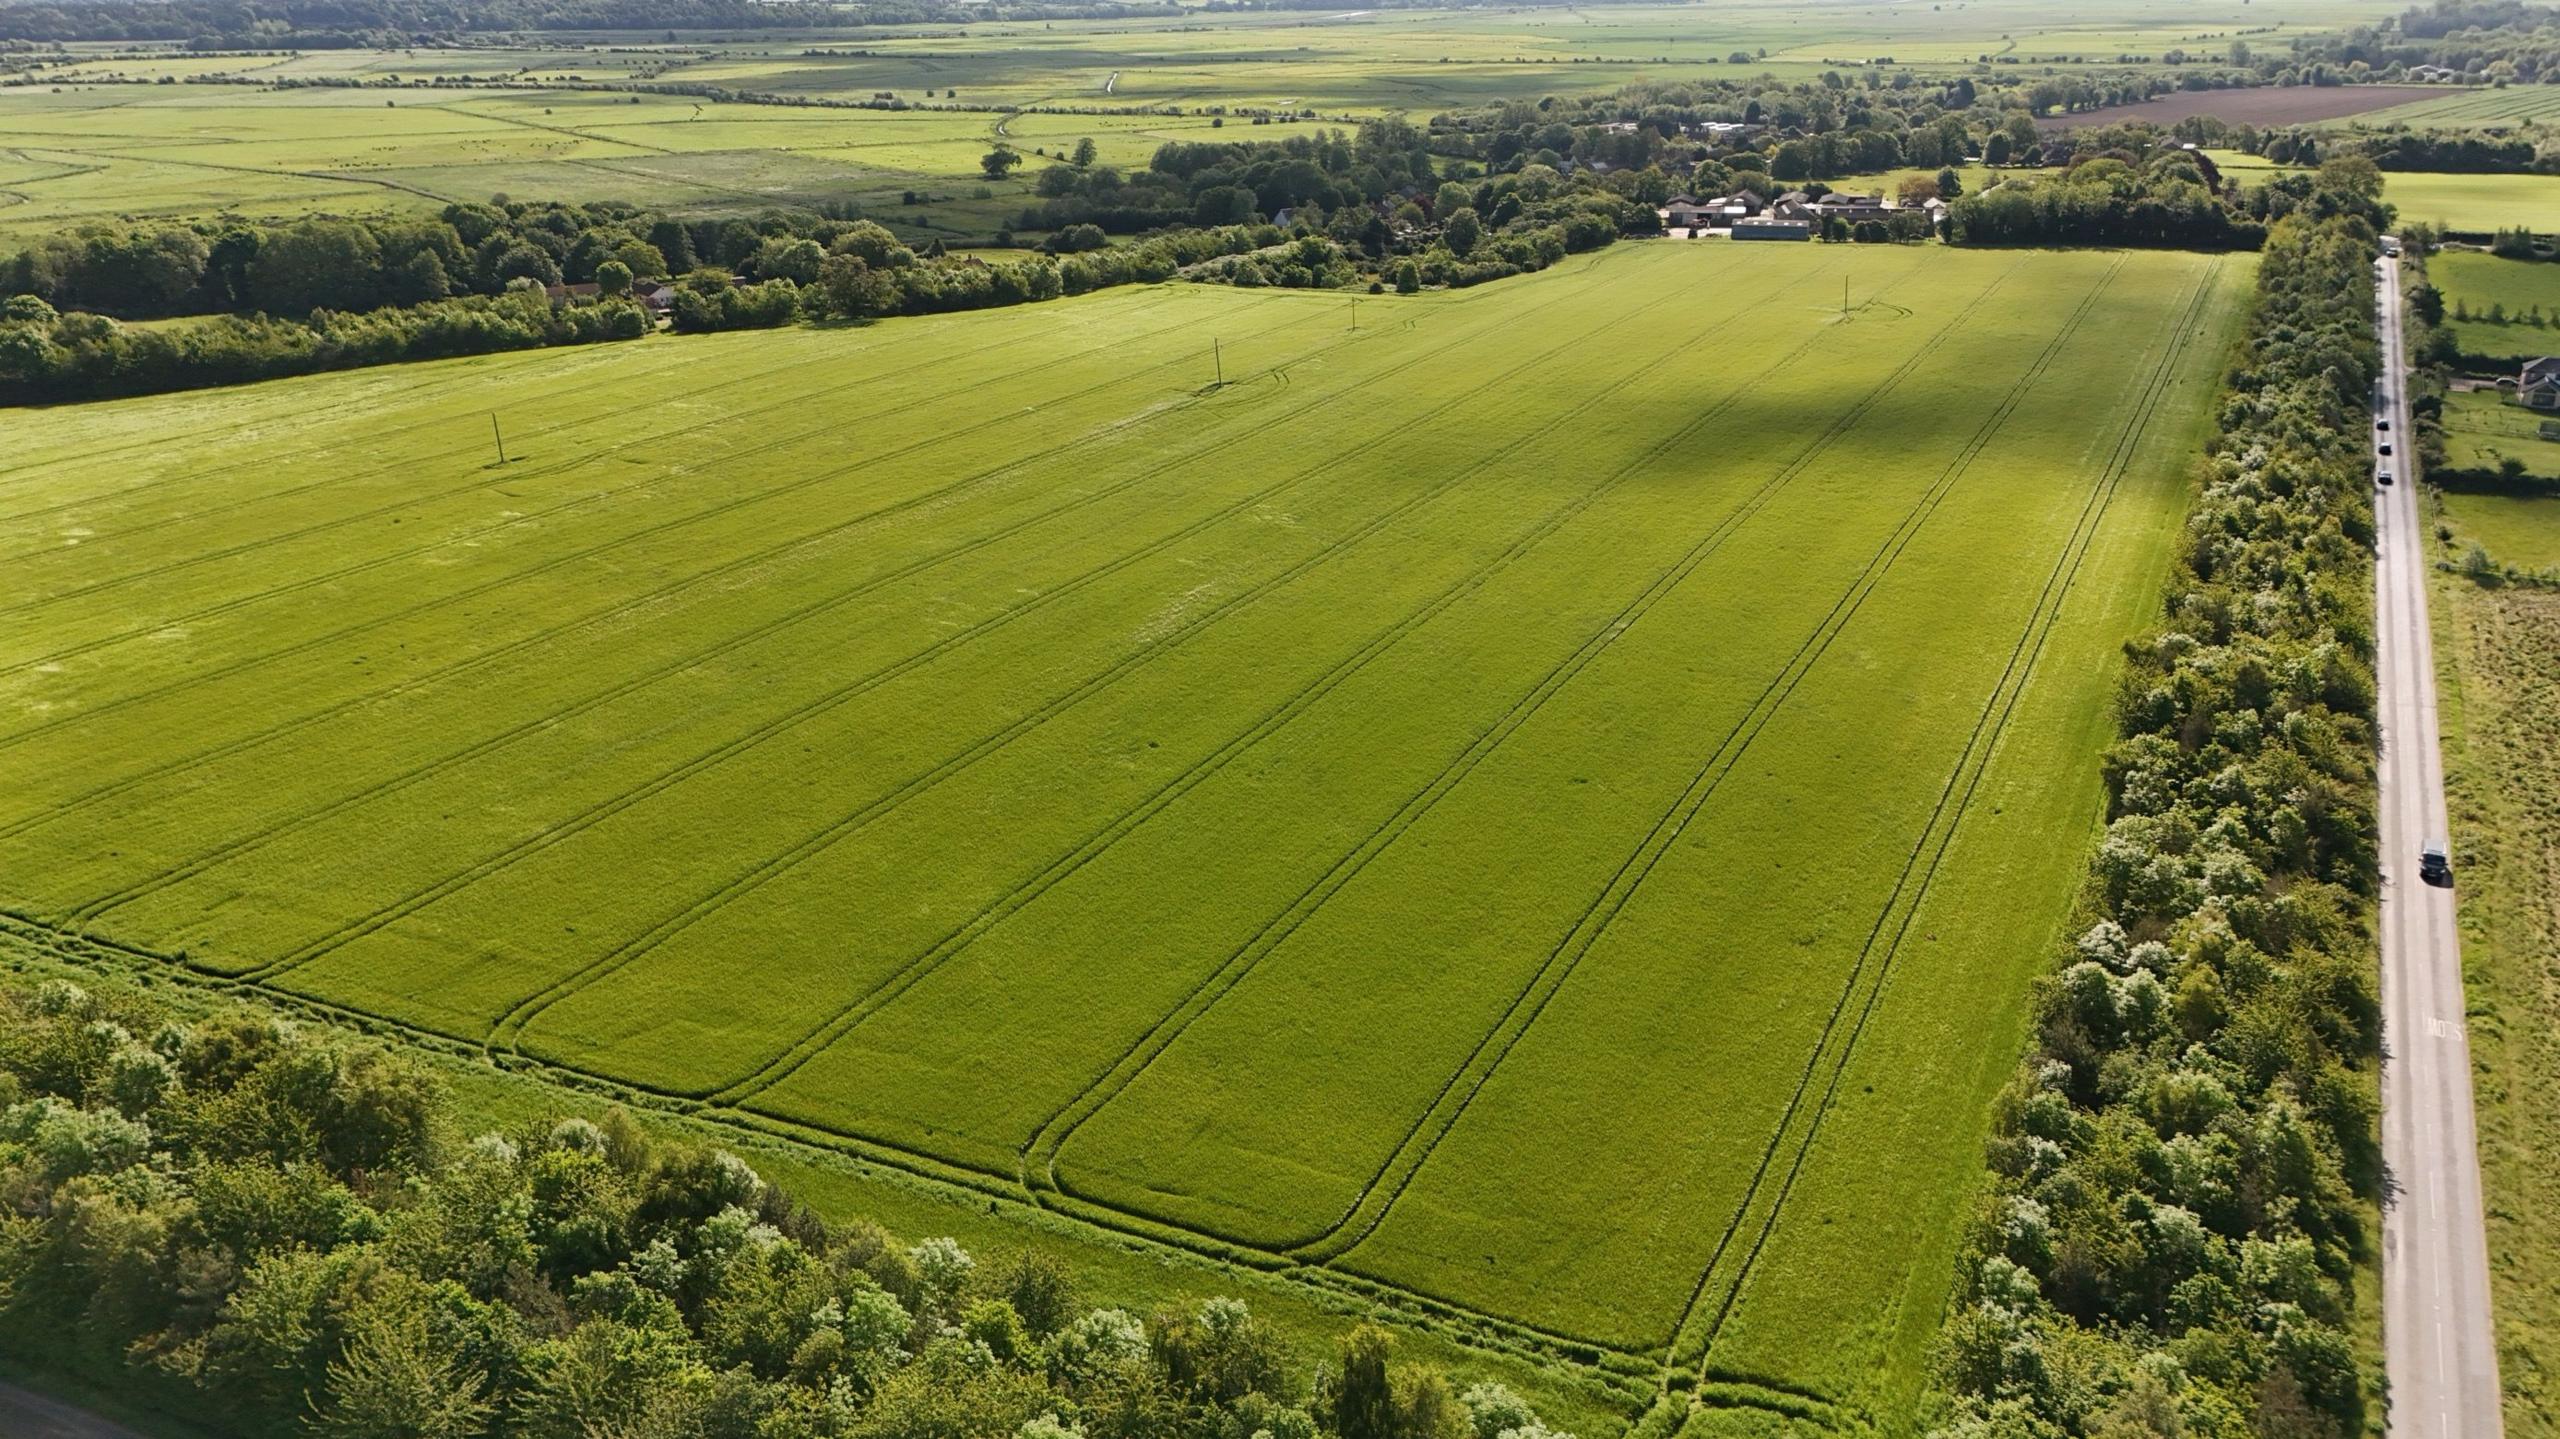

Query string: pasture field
2434 251 2560 360
2441 490 2560 569
0 240 2246 1428
2445 389 2560 477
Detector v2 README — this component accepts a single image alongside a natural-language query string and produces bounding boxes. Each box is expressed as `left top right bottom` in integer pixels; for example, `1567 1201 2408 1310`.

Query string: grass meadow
2445 388 2560 477
2433 251 2560 360
0 240 2246 1429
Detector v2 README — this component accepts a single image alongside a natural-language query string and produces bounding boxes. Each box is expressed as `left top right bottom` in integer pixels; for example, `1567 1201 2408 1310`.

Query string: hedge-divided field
0 241 2245 1429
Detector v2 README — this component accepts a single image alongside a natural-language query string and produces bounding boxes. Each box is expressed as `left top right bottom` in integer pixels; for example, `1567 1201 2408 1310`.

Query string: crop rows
0 242 2243 1426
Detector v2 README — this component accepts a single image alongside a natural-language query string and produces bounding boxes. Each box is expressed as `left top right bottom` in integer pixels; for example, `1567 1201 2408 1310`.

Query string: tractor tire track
683 255 1859 1109
0 303 1290 752
226 269 1634 989
1293 255 2132 1273
1007 255 1964 1207
1670 257 2222 1379
0 315 1359 842
0 296 1244 648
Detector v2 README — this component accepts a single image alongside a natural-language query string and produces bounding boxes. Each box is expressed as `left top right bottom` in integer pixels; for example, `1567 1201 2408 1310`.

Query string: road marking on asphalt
2429 1016 2467 1041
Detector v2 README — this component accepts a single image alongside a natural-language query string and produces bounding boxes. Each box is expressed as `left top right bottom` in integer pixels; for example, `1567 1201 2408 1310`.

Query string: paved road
0 1381 155 1439
2374 253 2505 1437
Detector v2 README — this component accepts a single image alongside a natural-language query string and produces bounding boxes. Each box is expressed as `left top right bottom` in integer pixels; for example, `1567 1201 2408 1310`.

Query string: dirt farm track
2038 84 2440 131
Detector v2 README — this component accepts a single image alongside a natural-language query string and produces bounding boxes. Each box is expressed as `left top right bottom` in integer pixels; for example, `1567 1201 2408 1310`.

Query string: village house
2518 357 2560 409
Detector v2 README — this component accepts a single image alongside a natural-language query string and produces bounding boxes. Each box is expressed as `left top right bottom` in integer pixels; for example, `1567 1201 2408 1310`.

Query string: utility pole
1213 338 1223 387
1842 275 1849 316
1350 299 1360 331
490 413 508 465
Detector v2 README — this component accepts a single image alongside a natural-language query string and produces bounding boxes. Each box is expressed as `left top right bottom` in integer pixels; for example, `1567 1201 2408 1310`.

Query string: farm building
1732 218 1812 241
2520 357 2560 409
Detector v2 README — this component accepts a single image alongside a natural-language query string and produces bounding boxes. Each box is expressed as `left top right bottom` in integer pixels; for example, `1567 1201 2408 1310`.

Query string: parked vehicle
2379 470 2395 486
2421 844 2452 885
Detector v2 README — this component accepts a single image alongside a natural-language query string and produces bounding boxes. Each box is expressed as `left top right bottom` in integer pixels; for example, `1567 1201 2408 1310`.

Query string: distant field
2445 389 2560 477
0 240 2243 1426
0 83 1246 241
2363 83 2560 131
2434 251 2560 360
2037 83 2437 132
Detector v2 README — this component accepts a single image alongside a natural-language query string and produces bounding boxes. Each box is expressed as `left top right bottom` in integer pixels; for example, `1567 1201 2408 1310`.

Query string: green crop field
2434 251 2560 359
2362 83 2560 130
0 239 2244 1429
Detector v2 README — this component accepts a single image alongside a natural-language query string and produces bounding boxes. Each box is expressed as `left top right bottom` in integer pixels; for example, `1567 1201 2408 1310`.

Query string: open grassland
2387 172 2560 233
2446 389 2560 477
2444 490 2560 568
2430 509 2560 1433
0 240 2245 1430
2436 251 2560 360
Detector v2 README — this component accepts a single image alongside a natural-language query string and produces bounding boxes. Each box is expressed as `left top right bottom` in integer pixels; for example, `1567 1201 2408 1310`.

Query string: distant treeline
1932 199 2389 1436
2256 126 2558 175
0 217 1355 402
0 0 1178 45
2286 0 2560 83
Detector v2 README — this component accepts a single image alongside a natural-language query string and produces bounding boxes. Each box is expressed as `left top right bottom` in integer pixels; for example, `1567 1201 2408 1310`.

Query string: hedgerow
1930 205 2385 1436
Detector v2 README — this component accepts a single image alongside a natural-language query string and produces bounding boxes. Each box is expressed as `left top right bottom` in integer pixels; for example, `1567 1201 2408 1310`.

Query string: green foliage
0 977 1577 1439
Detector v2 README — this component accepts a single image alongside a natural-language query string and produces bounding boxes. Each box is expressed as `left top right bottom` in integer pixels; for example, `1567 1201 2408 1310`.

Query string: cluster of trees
2252 127 2556 175
0 973 1579 1439
0 289 648 403
1951 150 2393 250
0 0 1178 45
1929 208 2386 1438
0 199 907 322
1014 118 1641 287
2283 0 2560 87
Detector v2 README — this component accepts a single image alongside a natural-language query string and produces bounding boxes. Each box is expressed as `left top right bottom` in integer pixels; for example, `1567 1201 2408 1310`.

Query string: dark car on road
2421 844 2453 886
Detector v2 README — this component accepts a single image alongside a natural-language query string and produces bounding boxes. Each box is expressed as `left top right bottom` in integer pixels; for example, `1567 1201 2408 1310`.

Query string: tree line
1946 150 2394 250
1928 202 2388 1436
0 216 1329 402
0 971 1581 1439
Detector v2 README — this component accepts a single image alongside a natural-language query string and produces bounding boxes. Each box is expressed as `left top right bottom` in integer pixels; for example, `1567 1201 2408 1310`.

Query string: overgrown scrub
0 974 1574 1439
1929 208 2385 1436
